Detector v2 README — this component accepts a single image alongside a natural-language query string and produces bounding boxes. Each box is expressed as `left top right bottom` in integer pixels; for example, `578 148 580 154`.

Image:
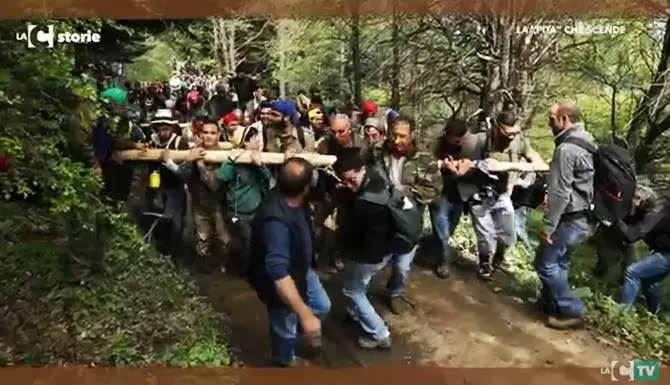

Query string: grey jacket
543 123 595 236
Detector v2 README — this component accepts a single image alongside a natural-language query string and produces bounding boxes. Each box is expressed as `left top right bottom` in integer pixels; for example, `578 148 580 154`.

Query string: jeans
534 217 591 318
266 269 331 366
429 197 464 263
514 206 533 250
343 246 418 340
619 252 670 314
470 194 517 260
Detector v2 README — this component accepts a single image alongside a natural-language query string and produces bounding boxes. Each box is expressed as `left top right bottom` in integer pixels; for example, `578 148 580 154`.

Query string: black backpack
563 137 636 223
511 173 547 209
358 184 423 250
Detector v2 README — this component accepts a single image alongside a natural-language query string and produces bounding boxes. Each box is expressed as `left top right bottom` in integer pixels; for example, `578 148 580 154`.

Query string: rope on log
114 149 338 166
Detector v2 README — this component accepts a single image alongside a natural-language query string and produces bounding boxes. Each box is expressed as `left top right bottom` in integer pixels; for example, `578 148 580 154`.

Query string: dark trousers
593 224 636 281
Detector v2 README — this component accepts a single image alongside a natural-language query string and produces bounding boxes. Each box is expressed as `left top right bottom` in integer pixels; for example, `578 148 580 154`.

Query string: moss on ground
0 202 230 367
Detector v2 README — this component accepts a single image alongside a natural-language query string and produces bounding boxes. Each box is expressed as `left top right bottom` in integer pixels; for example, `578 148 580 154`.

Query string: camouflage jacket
360 140 385 166
375 148 442 205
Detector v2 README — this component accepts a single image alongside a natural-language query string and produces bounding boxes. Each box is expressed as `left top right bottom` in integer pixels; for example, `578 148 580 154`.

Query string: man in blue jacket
247 157 331 367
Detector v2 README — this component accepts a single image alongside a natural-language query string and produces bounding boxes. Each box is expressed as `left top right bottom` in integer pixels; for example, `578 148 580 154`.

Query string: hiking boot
546 316 585 330
358 335 392 349
281 357 312 367
435 262 450 279
492 246 513 273
477 263 493 281
387 296 402 315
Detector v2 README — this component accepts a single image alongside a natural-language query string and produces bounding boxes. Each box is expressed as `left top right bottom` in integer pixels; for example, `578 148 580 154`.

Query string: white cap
151 109 178 125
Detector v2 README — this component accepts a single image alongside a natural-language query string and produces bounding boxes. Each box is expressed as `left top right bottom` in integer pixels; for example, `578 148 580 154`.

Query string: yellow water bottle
148 170 161 189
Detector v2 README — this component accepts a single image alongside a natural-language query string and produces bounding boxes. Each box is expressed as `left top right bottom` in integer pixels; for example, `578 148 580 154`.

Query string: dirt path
126 168 630 370
195 255 632 369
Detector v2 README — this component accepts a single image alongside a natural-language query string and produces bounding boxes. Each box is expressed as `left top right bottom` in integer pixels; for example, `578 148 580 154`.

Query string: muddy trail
127 171 631 371
194 252 632 369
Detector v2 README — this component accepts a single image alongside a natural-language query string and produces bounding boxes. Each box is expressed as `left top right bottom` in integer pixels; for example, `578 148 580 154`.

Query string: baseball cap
271 100 297 118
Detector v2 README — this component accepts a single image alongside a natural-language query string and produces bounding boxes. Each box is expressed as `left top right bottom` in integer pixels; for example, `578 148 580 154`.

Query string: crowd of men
91 73 670 367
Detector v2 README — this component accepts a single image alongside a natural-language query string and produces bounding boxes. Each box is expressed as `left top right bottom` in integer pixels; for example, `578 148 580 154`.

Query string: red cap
222 112 240 127
361 100 378 116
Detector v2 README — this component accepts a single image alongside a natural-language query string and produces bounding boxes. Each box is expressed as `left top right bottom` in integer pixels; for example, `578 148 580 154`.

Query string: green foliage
363 87 390 106
0 20 229 366
126 38 178 82
0 203 230 366
269 20 346 98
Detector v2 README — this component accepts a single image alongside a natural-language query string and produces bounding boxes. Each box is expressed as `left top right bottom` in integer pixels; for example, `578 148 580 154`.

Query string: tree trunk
350 5 362 106
610 85 618 139
276 21 287 98
211 18 223 73
390 1 401 110
227 23 237 74
626 16 670 152
339 42 346 101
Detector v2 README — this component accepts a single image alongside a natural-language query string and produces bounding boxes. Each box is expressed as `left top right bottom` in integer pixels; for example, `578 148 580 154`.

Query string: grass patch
0 202 230 367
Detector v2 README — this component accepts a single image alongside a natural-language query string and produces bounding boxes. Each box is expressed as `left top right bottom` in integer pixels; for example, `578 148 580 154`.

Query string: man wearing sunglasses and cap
445 111 547 280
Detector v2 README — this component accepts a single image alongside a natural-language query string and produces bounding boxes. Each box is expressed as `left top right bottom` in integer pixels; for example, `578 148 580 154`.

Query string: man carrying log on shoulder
216 125 273 275
446 111 548 281
93 87 148 203
264 100 316 154
146 109 191 255
159 117 233 274
368 116 442 314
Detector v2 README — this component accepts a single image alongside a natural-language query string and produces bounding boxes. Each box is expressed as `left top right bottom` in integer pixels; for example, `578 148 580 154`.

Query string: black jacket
337 168 395 264
616 197 670 253
247 190 317 309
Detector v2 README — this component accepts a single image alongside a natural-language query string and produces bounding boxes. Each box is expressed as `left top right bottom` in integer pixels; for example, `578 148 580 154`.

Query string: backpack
358 184 423 250
562 136 636 223
511 173 547 209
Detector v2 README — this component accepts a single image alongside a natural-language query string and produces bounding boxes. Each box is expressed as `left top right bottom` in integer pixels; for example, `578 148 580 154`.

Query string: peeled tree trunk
114 149 337 166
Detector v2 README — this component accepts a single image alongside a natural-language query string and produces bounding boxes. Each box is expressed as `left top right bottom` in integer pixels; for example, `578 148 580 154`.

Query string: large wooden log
484 159 550 173
114 149 338 166
432 159 550 173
